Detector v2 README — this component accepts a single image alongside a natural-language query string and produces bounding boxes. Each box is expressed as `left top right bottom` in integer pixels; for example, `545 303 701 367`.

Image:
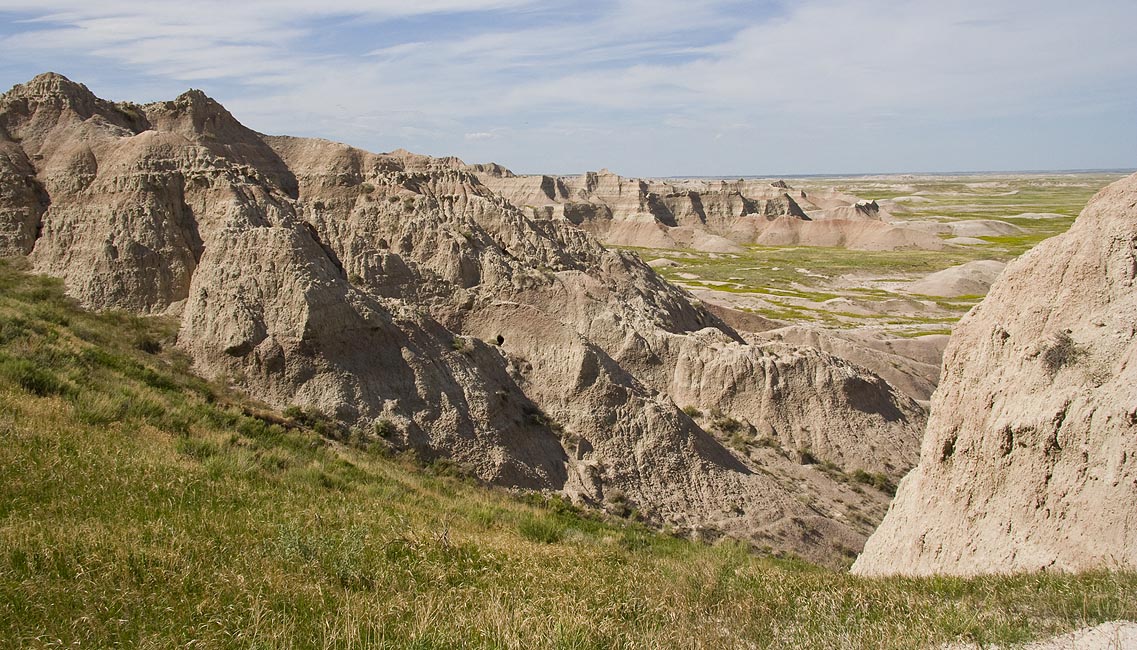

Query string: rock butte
854 171 1137 576
472 165 949 253
0 73 927 566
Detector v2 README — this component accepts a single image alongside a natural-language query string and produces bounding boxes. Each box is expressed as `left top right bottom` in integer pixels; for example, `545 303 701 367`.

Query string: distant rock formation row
472 166 946 252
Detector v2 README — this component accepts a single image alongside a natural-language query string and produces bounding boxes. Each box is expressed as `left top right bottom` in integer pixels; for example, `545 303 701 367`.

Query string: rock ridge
0 74 928 564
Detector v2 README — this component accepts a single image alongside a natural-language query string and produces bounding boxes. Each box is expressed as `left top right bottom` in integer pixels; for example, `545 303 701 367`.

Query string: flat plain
630 172 1125 336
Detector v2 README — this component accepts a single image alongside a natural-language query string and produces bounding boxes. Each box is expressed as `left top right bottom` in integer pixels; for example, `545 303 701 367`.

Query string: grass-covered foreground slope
0 259 1134 648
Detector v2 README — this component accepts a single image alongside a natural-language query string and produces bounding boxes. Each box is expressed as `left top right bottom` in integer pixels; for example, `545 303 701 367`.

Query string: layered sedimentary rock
853 173 1137 576
754 327 947 404
473 166 944 252
0 73 927 564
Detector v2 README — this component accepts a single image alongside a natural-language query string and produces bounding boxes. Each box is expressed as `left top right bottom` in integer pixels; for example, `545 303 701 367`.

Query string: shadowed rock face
853 172 1137 576
0 73 926 565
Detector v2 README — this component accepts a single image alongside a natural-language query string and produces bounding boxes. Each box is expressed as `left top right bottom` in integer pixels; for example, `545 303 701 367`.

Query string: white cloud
1 0 1134 174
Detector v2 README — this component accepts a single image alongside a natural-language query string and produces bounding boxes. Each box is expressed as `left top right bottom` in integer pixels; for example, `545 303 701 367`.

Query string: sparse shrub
518 492 579 518
852 469 897 495
0 358 73 397
360 182 376 194
0 317 31 344
755 436 781 450
728 431 750 452
518 514 564 544
470 506 502 529
132 365 178 392
74 391 129 425
315 470 348 491
619 526 654 551
374 418 396 438
797 447 818 465
715 416 743 433
176 436 220 462
878 476 897 496
606 488 632 518
1042 331 1081 373
427 456 464 478
134 334 162 354
682 405 702 418
451 337 469 353
819 460 841 474
31 305 68 326
114 101 146 123
544 493 579 516
523 403 555 428
558 428 582 451
282 405 342 439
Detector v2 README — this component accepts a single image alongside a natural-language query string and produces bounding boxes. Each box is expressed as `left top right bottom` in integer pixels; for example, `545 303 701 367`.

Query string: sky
1 0 1135 177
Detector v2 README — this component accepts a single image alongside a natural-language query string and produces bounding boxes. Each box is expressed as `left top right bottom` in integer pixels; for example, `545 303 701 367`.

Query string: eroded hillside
0 73 927 564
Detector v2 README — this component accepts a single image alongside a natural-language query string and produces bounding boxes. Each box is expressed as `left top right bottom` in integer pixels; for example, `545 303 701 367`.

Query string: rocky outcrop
755 327 947 404
907 260 1006 298
0 73 927 565
751 215 945 250
853 172 1137 576
473 167 942 252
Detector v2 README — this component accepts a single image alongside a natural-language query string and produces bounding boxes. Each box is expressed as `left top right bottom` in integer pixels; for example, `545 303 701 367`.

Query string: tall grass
0 258 1133 648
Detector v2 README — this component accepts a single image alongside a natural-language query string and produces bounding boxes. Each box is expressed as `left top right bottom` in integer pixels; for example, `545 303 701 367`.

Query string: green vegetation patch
624 174 1121 332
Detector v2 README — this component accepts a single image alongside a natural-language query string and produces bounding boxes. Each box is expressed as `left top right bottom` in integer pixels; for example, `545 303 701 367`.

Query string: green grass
0 258 1134 648
625 174 1124 332
639 245 980 288
798 174 1119 216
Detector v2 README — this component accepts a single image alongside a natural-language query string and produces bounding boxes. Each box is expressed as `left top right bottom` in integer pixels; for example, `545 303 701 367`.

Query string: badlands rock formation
755 327 947 404
473 166 945 252
0 73 926 564
907 260 1006 298
853 172 1137 576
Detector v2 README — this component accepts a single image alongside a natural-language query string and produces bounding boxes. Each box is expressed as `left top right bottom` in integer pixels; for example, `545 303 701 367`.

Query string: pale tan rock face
474 166 945 252
0 147 42 256
755 326 947 404
853 172 1137 576
1 73 927 565
907 260 1006 298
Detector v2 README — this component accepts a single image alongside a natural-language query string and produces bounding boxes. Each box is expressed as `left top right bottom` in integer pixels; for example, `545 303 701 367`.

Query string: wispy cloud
0 0 1134 175
465 131 499 141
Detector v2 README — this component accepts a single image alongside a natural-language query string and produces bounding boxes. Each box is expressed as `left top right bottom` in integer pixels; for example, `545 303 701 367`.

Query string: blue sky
1 0 1134 176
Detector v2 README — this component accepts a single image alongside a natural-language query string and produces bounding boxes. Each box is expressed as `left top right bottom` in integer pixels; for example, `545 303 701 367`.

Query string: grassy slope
0 260 1134 649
